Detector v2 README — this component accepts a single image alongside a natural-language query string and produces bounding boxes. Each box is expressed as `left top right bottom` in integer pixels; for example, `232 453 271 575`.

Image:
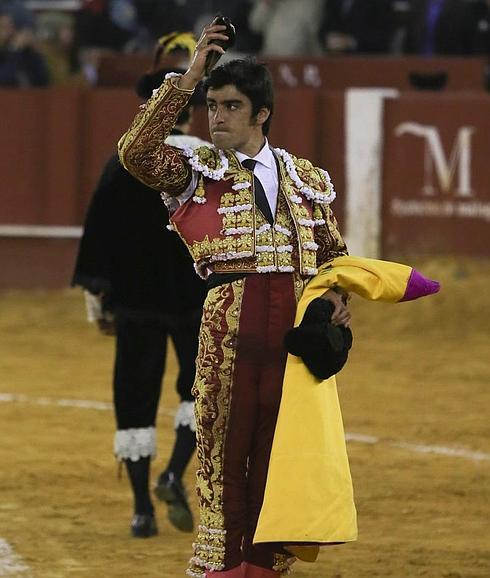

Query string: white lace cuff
84 290 103 322
174 401 196 432
114 426 157 461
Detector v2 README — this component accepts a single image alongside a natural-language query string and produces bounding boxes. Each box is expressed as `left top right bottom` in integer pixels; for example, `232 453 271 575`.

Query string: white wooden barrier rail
0 225 82 239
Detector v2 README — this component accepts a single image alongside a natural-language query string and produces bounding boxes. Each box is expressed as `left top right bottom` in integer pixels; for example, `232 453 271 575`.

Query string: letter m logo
395 122 475 197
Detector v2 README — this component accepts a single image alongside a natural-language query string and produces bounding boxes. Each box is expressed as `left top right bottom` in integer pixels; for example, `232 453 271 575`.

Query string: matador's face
206 85 268 153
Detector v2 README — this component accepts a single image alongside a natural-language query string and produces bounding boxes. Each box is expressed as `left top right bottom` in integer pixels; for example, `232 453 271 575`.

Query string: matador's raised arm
118 75 195 195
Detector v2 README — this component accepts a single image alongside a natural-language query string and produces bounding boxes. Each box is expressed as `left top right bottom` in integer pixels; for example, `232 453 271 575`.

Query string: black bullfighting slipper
130 512 158 538
153 471 194 533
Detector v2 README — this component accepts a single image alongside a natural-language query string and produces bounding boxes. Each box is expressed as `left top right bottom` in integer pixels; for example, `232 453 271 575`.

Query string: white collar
234 139 275 169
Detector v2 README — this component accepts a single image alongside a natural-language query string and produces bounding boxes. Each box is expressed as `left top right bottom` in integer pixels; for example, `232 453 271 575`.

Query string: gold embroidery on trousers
188 281 244 576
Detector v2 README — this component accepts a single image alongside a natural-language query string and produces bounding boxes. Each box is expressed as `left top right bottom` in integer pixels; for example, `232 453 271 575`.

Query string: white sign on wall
391 123 490 223
395 122 475 197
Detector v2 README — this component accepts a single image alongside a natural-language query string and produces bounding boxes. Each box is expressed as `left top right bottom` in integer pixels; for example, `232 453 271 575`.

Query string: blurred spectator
36 11 86 85
193 0 262 54
0 6 49 86
135 0 201 43
76 0 138 52
472 0 490 89
0 0 34 29
319 0 393 54
249 0 325 55
473 0 490 53
401 0 483 55
75 0 140 84
136 1 261 55
389 0 414 53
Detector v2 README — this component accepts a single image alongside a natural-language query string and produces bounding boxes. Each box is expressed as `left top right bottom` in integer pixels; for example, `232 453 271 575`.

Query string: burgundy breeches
188 273 303 577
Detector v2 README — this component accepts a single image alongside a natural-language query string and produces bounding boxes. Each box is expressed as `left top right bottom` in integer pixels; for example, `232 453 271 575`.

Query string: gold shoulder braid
118 76 193 194
294 157 335 199
194 146 221 170
293 157 317 183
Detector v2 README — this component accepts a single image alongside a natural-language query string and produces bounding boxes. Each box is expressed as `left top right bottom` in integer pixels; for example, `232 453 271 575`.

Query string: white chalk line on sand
344 432 490 462
1 392 489 463
0 539 32 577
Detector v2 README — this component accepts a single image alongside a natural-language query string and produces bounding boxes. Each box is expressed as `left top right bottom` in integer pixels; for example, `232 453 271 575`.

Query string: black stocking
163 425 196 480
124 457 153 515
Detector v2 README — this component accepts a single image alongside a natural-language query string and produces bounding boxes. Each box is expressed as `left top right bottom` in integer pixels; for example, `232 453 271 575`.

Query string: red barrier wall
77 89 141 214
0 86 344 227
1 76 489 288
0 89 79 225
0 237 78 290
98 54 488 92
0 87 141 226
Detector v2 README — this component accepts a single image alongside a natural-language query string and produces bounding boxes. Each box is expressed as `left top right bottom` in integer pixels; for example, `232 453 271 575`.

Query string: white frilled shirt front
169 139 279 215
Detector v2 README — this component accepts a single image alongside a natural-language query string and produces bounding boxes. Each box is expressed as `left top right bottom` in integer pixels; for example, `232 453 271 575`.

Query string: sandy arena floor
0 258 489 578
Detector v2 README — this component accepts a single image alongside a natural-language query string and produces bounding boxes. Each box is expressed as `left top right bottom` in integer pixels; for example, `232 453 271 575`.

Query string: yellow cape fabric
254 256 414 548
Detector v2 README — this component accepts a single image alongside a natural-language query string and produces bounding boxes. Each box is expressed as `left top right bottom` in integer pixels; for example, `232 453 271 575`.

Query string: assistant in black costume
72 33 207 538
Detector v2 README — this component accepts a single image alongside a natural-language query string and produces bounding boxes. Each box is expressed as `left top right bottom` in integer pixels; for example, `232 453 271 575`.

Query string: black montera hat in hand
204 14 236 75
284 298 353 380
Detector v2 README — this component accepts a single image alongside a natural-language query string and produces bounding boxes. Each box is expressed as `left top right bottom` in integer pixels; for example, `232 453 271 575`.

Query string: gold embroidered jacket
118 75 347 277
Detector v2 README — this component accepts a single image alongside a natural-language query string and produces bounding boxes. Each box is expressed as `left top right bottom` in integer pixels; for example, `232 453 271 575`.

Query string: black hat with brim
284 297 352 380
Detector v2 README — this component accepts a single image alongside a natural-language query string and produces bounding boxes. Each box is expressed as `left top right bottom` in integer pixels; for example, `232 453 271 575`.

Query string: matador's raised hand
178 23 229 90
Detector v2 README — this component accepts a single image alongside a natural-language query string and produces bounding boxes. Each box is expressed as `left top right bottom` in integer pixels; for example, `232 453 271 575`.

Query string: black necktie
242 158 274 224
